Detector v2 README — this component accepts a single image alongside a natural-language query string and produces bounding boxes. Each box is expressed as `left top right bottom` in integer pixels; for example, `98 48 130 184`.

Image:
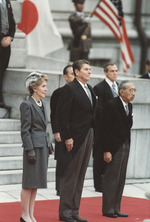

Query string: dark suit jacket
93 80 118 157
94 80 115 132
102 97 133 156
68 12 92 52
59 78 96 155
50 86 65 160
50 86 64 134
20 96 49 151
140 73 150 79
0 0 16 41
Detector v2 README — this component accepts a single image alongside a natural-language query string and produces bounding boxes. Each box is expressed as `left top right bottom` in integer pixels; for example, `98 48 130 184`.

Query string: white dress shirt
105 77 118 91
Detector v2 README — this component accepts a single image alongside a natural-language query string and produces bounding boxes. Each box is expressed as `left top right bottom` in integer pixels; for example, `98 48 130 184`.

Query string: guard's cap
72 0 85 4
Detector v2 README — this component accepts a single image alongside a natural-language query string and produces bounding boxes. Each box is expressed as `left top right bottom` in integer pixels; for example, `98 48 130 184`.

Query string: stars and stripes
93 0 134 73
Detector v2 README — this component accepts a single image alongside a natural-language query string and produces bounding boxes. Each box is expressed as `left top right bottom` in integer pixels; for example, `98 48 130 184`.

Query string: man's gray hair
118 80 132 93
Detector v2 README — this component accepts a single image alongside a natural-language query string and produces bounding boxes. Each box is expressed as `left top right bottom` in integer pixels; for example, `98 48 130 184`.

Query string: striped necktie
112 83 118 95
125 104 129 115
84 85 93 105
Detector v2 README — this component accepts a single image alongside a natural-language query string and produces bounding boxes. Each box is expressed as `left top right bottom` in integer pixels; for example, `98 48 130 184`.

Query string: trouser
102 140 130 214
0 43 10 103
93 149 106 190
56 160 61 192
59 128 94 218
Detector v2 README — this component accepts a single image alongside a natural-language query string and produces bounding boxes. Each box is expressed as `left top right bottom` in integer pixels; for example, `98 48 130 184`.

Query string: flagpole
89 0 101 18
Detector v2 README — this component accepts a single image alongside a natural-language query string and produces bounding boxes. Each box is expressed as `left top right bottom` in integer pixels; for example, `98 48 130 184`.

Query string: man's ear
120 89 124 97
75 69 79 76
104 71 107 77
63 74 67 81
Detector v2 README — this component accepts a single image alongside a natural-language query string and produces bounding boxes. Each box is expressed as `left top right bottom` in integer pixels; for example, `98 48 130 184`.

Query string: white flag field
17 0 64 57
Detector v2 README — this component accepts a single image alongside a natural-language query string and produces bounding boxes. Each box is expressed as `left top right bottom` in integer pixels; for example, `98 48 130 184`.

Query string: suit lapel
29 97 47 126
87 83 96 109
116 97 132 122
128 102 133 121
42 100 48 124
104 80 114 98
74 79 93 108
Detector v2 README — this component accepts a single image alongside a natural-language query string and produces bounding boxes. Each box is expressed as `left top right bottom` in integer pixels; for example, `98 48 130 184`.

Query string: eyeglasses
126 88 136 93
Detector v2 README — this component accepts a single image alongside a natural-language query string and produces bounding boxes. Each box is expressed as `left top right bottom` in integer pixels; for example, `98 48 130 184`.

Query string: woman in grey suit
20 72 49 222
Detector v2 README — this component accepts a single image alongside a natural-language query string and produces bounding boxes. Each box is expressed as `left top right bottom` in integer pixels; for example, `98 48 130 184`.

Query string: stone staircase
0 119 93 185
0 119 22 185
0 119 54 185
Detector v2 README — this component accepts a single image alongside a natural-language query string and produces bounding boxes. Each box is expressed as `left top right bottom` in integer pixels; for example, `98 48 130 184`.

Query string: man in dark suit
101 80 136 218
58 60 96 222
93 63 118 192
68 0 92 62
50 65 74 196
140 58 150 79
0 0 16 109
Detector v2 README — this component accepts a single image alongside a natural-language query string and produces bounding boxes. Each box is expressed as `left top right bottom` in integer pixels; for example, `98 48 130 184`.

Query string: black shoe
103 213 118 218
59 216 76 222
95 188 102 192
20 217 26 222
57 190 60 196
73 215 87 222
115 212 128 217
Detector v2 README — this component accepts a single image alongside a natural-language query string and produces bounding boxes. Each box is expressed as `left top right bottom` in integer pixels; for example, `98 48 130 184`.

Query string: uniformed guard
68 0 92 62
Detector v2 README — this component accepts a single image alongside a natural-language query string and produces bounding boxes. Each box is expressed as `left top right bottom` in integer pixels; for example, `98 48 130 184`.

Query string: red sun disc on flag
17 0 38 35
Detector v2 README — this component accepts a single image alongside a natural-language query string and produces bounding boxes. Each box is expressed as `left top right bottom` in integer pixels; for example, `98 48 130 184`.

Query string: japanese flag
17 0 64 57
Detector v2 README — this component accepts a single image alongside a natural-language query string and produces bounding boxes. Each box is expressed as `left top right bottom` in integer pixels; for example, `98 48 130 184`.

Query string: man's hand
84 16 91 23
65 138 74 152
104 152 112 163
55 132 62 142
1 36 12 47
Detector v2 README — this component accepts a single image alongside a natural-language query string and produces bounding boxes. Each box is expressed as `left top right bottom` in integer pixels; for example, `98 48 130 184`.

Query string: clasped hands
65 138 74 152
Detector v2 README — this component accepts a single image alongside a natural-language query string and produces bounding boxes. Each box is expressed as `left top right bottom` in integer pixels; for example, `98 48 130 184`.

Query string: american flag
93 0 134 73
